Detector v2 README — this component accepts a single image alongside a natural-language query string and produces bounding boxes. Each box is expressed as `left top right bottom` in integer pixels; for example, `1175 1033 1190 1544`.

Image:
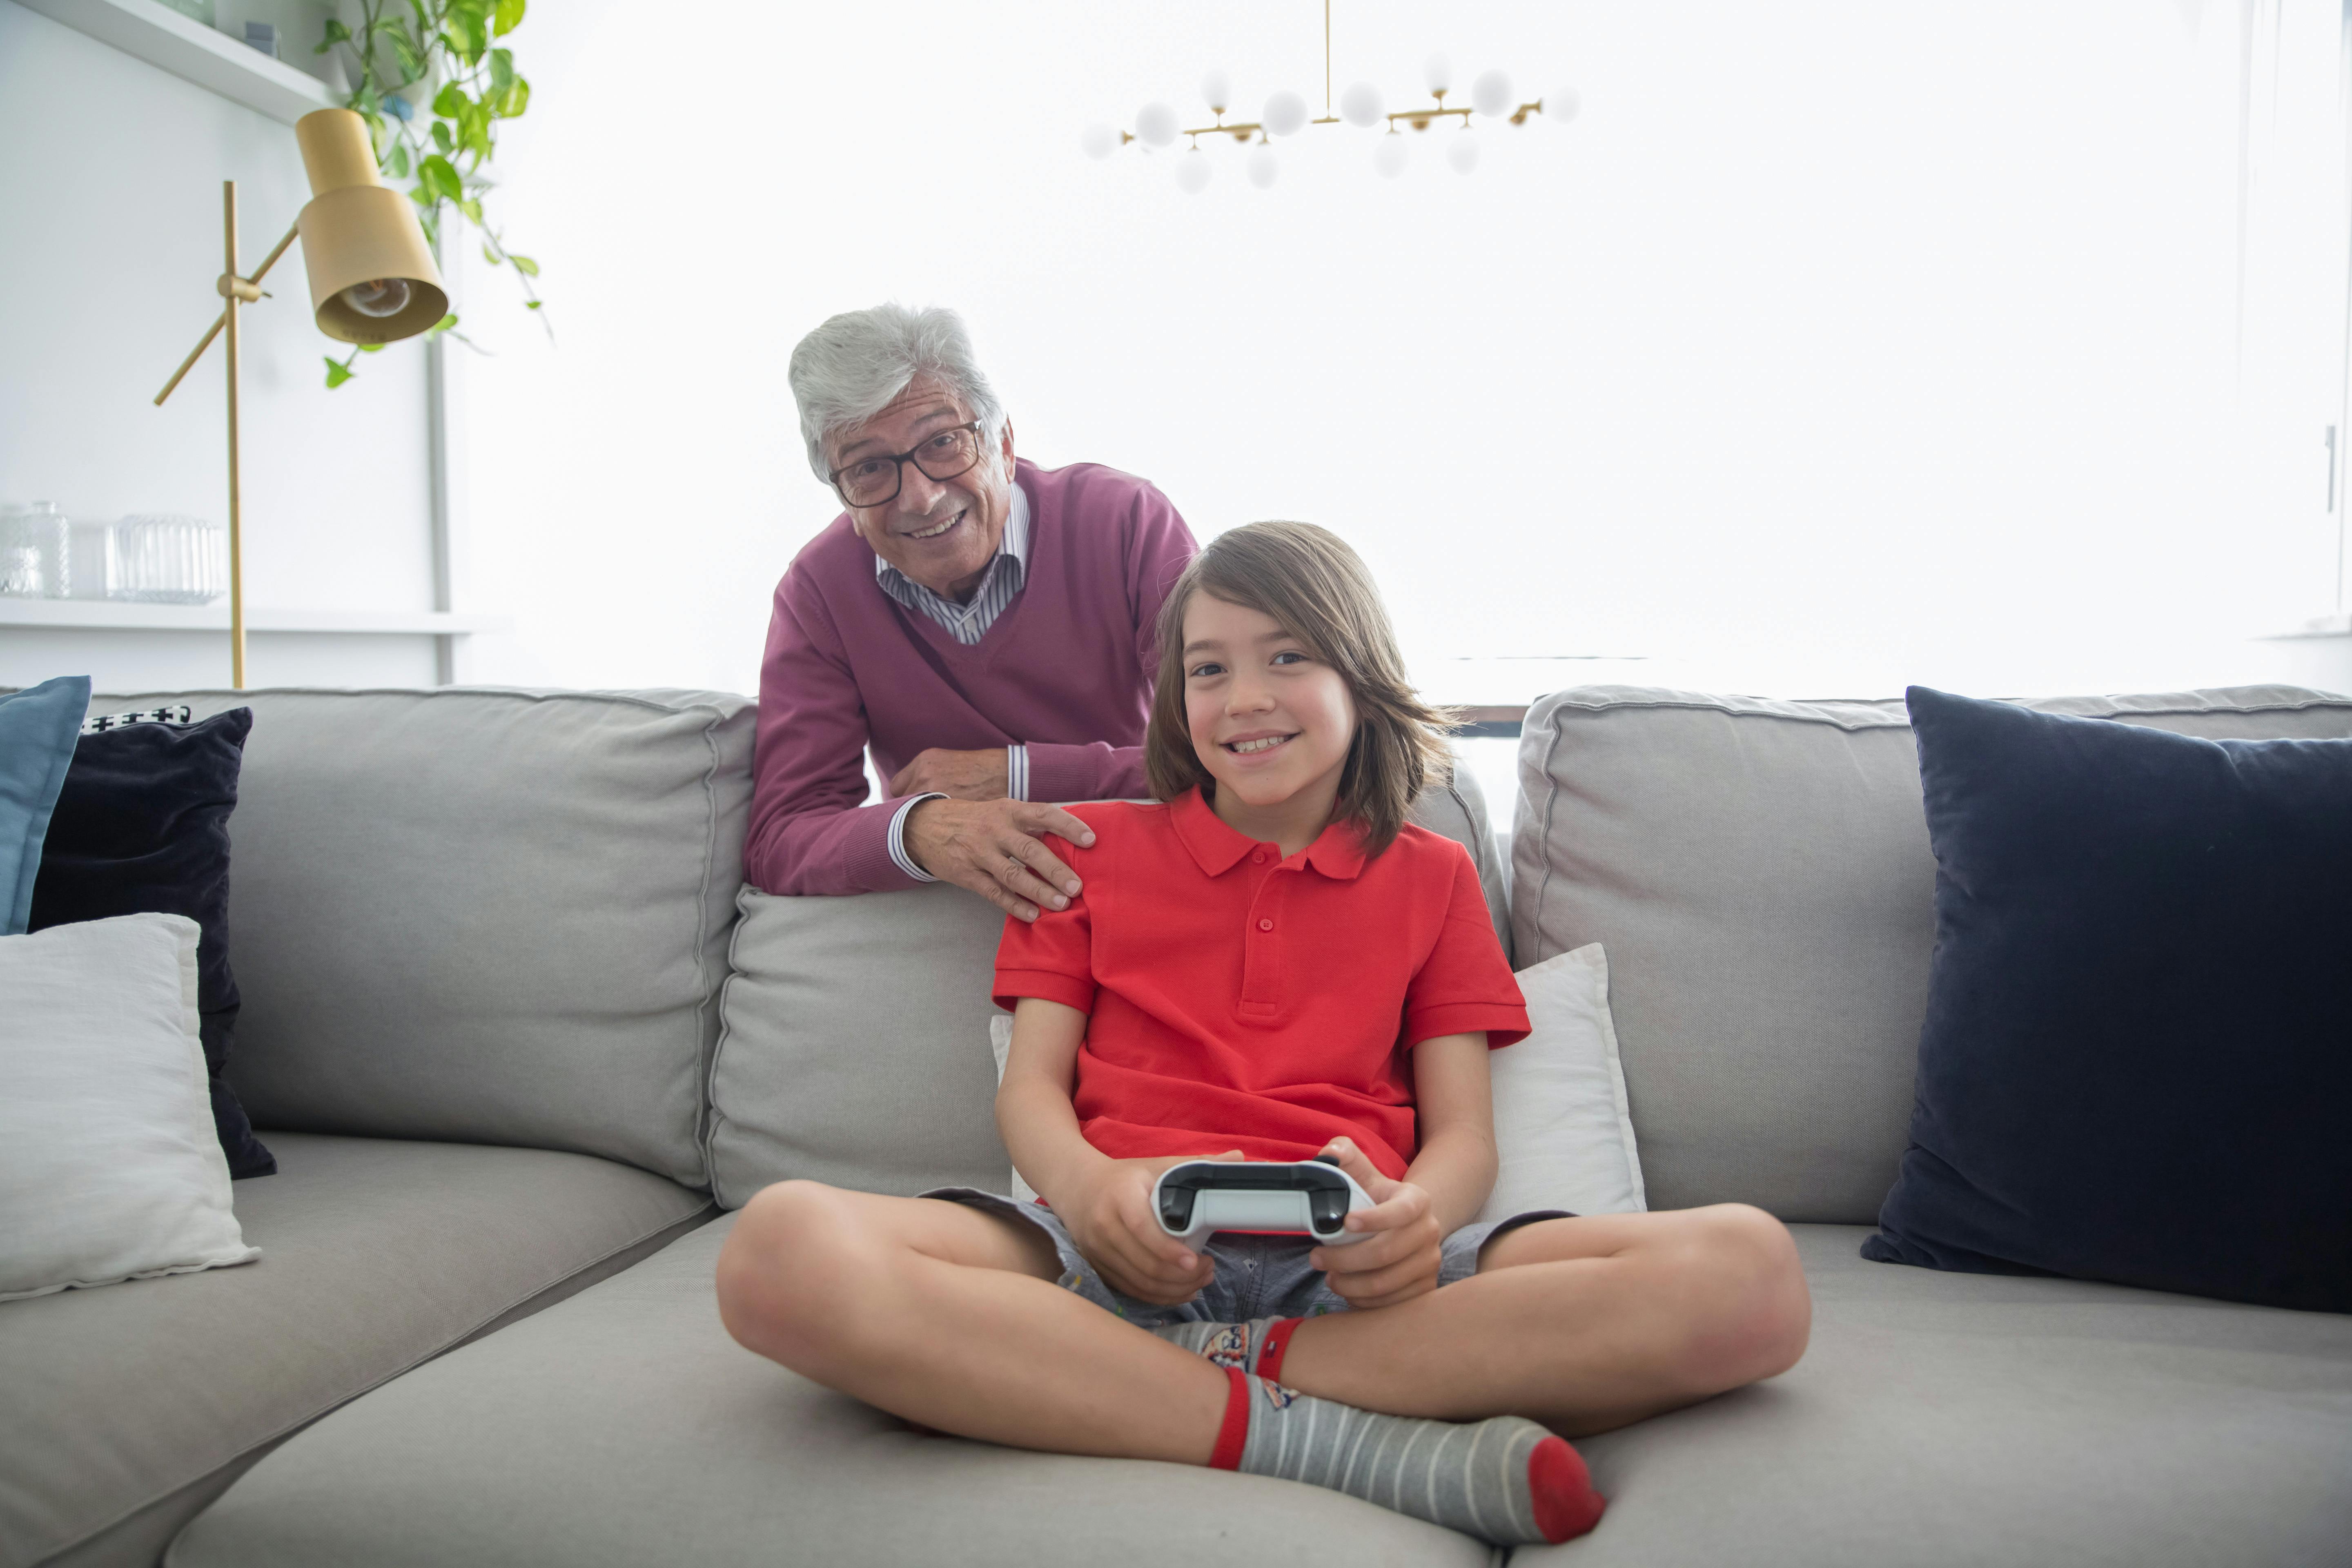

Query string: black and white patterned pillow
81 705 193 735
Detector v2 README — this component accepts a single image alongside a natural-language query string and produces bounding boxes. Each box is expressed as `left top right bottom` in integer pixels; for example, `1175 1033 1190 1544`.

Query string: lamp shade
293 109 448 345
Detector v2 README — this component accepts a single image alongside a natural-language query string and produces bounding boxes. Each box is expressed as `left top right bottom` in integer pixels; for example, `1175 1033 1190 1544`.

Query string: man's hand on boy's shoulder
1058 1150 1245 1306
1309 1139 1444 1310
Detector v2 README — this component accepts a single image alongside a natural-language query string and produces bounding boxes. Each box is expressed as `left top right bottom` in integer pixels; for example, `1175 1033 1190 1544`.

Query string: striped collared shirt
876 483 1034 882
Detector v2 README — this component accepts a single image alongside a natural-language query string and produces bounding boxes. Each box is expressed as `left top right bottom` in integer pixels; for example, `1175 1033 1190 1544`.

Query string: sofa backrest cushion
1510 684 2352 1223
104 686 753 1189
708 770 1514 1207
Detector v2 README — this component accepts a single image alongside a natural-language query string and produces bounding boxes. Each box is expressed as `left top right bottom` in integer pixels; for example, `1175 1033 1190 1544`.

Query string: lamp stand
154 182 298 692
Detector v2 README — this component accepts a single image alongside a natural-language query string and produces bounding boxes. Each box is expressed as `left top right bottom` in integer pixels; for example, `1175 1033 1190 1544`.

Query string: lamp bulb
1247 143 1278 189
1079 122 1120 160
1424 52 1452 96
340 278 411 318
1261 89 1309 138
1135 102 1180 147
1373 132 1409 178
1544 85 1581 122
1176 149 1212 194
1200 68 1233 114
1447 128 1480 174
1339 81 1385 128
1470 69 1513 119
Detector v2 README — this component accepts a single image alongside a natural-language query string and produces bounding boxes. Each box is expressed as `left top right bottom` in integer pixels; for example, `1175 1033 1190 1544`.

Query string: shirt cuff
886 792 948 882
1006 744 1030 803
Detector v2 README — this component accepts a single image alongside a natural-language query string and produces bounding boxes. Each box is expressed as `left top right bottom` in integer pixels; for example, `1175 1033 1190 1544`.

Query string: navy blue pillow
1863 687 2352 1312
28 709 275 1178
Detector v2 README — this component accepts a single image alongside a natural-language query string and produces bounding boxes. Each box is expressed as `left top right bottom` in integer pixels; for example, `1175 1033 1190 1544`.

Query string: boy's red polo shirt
993 787 1528 1180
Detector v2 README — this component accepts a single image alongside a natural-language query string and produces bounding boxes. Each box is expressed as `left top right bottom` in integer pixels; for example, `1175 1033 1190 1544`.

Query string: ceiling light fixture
1082 0 1579 192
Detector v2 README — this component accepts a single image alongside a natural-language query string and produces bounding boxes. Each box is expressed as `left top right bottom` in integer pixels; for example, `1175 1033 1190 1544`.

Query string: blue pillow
30 708 274 1178
0 676 91 934
1863 686 2352 1313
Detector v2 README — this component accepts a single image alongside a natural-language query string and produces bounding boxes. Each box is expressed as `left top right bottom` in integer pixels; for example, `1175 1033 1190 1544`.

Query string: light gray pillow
1512 684 2352 1222
100 686 754 1189
0 913 259 1300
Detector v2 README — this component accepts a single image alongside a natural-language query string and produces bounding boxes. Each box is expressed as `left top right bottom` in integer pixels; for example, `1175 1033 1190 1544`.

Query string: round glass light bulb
1373 132 1409 178
1339 81 1385 128
1135 102 1180 147
1176 149 1212 194
1470 69 1513 119
1424 52 1452 96
1200 68 1232 114
1079 122 1120 160
1447 128 1480 174
340 278 411 318
1544 85 1581 123
1261 89 1309 138
1247 143 1278 189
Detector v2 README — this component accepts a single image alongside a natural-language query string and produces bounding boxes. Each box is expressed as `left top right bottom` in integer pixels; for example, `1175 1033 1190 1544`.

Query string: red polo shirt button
1258 918 1274 931
1251 850 1267 864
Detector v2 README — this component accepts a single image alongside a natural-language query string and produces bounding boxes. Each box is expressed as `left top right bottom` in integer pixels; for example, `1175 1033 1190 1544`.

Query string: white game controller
1152 1157 1376 1249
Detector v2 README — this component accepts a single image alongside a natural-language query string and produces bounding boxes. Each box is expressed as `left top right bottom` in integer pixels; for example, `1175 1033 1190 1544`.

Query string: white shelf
0 600 508 635
2261 613 2352 641
19 0 338 125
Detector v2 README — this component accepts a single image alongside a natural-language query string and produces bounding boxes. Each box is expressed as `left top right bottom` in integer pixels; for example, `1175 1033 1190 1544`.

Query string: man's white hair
787 303 1007 485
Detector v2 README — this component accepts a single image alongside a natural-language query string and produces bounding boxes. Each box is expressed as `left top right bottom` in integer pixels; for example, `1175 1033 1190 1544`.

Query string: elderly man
747 304 1198 920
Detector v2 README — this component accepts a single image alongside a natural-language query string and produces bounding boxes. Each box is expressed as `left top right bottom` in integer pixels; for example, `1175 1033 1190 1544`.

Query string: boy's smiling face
1180 592 1358 838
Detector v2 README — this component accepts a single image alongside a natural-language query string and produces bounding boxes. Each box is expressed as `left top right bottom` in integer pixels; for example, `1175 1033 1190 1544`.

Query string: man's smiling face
829 376 1015 602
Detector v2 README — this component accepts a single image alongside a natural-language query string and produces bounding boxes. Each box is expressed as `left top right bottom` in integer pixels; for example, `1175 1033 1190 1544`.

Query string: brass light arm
155 220 301 407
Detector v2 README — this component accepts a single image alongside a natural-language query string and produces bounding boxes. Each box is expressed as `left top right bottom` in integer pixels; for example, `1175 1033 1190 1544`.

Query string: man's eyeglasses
828 422 985 509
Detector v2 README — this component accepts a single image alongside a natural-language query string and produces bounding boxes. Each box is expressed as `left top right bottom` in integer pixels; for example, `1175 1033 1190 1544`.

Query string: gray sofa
5 682 2348 1568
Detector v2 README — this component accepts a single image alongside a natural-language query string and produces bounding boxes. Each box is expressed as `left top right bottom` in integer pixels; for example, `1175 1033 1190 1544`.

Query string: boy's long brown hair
1145 521 1455 858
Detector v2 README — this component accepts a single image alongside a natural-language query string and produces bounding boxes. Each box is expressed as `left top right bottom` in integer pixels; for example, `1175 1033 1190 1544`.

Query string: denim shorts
923 1185 1572 1327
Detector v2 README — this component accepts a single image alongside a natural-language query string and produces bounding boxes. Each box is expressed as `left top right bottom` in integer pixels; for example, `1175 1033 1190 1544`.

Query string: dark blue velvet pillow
28 708 275 1178
1862 687 2352 1312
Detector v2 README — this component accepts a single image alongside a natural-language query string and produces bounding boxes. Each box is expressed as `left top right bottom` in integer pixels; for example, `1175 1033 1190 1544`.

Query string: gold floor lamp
154 108 448 689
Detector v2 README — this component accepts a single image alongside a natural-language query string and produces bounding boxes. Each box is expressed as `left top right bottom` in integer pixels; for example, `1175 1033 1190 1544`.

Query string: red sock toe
1528 1435 1606 1543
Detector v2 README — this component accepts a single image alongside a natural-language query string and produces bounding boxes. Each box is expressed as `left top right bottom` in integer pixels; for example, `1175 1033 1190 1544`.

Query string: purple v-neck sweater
747 459 1197 896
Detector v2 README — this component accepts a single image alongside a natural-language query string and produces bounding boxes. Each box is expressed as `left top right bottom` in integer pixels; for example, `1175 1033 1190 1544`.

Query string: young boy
717 523 1811 1546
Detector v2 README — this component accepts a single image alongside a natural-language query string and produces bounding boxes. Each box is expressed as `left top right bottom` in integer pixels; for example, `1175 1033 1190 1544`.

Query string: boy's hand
1059 1151 1245 1306
1308 1138 1444 1310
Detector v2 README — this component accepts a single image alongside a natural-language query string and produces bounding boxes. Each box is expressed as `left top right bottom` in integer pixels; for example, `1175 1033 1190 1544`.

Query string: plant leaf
483 242 500 264
433 82 467 119
489 47 514 92
419 153 464 204
493 78 529 118
494 0 525 36
460 197 484 225
314 16 350 52
525 298 542 309
386 142 412 178
508 253 539 277
324 356 354 388
431 120 454 154
359 341 386 353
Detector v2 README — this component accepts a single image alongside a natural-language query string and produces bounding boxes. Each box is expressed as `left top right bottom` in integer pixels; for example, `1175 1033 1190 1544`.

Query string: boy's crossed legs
716 1183 1808 1541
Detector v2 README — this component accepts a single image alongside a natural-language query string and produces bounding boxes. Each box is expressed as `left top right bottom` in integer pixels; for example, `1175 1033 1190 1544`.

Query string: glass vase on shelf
0 501 71 598
109 515 226 605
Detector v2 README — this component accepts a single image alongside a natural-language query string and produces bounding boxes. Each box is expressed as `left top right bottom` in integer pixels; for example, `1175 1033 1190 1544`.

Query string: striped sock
1207 1370 1604 1546
1148 1316 1305 1380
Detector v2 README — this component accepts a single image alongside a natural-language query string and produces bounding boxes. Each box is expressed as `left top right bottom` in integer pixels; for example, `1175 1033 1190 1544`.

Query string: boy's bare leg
1275 1204 1812 1437
715 1180 1227 1460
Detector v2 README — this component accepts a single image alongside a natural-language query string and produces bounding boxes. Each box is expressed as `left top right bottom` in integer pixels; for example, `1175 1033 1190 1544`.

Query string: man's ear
998 419 1017 468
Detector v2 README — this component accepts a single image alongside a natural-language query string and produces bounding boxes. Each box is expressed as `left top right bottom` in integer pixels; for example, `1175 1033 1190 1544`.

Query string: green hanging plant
314 0 546 388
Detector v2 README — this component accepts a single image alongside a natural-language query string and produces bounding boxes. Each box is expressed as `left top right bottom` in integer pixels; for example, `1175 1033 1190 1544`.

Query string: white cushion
0 912 259 1301
987 942 1646 1220
1479 944 1647 1221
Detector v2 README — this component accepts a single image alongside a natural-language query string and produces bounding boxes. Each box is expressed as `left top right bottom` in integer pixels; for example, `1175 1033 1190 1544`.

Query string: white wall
0 0 438 691
449 0 2350 704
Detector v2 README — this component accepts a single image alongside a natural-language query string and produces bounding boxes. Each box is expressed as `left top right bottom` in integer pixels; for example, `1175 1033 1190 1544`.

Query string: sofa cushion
1516 1225 2352 1567
1866 688 2352 1310
29 708 274 1178
1511 685 2352 1221
0 1133 710 1568
166 1214 1490 1568
705 772 1515 1209
100 687 754 1188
